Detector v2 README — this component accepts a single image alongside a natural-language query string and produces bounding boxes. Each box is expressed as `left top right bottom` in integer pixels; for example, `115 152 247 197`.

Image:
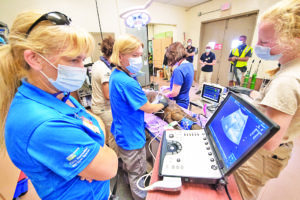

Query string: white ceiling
154 0 210 8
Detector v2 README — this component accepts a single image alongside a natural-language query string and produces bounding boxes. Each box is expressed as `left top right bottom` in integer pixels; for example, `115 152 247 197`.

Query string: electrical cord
147 119 177 161
136 171 153 191
197 114 203 128
153 110 165 114
224 184 232 200
148 126 161 161
219 178 232 200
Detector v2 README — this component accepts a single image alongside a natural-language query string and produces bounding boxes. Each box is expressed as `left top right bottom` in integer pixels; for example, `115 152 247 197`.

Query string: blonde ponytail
0 45 25 148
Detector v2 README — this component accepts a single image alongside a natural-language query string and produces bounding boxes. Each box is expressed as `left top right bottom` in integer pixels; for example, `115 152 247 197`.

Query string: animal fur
145 90 201 130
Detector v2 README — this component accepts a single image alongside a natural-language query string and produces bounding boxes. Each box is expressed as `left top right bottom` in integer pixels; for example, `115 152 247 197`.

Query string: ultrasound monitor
205 93 279 175
201 83 223 104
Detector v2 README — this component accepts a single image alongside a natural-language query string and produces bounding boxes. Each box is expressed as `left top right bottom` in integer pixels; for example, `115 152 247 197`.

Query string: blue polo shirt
5 80 109 200
200 52 216 72
170 61 194 109
186 46 196 63
109 69 148 150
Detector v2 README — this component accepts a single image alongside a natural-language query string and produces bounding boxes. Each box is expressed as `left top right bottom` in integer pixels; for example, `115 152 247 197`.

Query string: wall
0 0 121 34
0 0 187 42
185 0 282 79
148 24 177 41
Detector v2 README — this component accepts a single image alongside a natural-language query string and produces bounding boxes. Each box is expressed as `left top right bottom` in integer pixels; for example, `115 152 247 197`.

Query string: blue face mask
127 57 143 76
255 45 282 61
238 41 243 46
38 54 87 92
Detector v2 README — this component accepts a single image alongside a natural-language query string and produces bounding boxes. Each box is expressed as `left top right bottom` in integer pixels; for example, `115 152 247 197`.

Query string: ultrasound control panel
159 130 222 182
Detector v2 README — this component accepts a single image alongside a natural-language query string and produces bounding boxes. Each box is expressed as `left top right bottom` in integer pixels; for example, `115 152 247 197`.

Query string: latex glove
151 93 163 104
159 96 169 109
165 93 172 99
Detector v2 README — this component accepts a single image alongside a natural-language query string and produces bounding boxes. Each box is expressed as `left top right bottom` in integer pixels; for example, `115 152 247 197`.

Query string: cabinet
152 38 173 70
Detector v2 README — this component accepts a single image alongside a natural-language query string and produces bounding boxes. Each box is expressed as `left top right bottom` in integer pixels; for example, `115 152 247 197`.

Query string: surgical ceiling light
120 0 153 28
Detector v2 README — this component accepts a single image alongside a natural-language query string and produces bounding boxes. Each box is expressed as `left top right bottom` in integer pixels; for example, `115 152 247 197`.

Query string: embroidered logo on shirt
66 147 91 167
66 147 84 161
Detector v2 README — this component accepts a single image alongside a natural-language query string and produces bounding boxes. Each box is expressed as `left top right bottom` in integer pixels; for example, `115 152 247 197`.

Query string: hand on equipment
159 96 169 109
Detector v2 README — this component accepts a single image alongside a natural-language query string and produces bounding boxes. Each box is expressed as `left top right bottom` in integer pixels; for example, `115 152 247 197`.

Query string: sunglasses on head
26 11 71 36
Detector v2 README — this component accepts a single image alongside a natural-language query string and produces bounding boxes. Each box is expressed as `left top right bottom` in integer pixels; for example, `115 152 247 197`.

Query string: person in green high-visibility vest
228 35 253 86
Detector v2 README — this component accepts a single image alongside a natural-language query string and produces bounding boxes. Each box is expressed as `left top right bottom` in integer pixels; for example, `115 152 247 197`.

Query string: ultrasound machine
159 92 279 186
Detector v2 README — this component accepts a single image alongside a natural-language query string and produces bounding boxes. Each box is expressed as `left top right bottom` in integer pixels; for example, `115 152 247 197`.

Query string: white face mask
187 42 192 46
238 41 243 46
38 54 87 92
255 45 282 61
127 57 143 76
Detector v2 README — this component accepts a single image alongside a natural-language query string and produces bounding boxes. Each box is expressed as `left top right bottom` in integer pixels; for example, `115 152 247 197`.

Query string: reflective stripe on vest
230 46 253 67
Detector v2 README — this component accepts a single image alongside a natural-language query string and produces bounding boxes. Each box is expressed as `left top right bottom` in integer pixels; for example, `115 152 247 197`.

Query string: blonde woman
0 11 117 200
109 34 168 200
234 0 300 199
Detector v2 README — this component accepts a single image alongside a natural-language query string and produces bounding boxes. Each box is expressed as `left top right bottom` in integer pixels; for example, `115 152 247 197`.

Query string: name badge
81 116 101 134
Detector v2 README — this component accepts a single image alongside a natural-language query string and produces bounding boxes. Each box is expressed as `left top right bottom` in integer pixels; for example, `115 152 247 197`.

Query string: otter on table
144 89 202 130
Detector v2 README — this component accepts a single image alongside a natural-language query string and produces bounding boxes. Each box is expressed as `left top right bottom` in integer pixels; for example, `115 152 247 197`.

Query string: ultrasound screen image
208 96 269 168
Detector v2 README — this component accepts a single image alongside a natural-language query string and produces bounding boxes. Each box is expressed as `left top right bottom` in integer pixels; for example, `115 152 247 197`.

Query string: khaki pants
119 146 147 200
93 108 119 157
234 142 293 200
199 71 213 90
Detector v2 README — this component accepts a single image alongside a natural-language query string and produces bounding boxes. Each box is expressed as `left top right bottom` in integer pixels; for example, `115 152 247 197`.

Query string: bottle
243 72 250 88
250 74 257 89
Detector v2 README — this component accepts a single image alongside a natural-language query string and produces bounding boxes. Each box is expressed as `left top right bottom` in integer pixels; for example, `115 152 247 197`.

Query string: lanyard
100 56 113 70
52 91 70 102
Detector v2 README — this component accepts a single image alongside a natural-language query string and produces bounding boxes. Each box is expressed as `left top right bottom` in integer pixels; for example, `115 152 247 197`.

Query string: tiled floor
19 76 300 200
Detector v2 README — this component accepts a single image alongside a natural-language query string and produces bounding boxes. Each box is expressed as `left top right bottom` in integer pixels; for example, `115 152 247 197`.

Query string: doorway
198 12 258 86
126 26 150 87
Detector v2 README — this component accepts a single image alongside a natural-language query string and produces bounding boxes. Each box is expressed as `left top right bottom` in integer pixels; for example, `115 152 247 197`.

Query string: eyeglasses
26 11 71 36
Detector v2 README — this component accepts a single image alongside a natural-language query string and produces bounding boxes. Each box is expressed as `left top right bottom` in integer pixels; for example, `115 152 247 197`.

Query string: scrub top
5 80 109 200
109 69 148 150
170 61 194 109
